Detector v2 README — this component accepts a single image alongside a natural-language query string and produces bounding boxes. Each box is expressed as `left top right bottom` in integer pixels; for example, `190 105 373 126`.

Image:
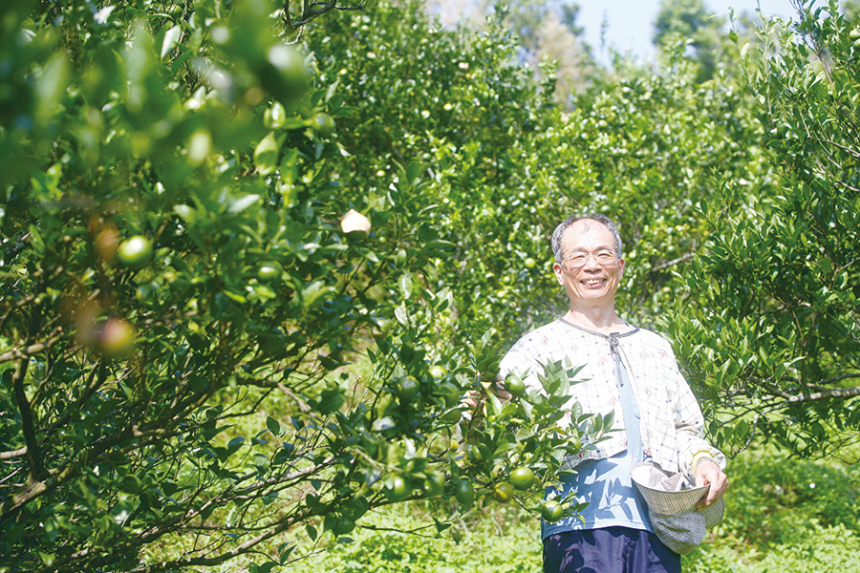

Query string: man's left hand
695 459 728 509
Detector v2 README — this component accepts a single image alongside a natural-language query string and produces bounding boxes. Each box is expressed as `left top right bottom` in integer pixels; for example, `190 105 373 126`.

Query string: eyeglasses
561 250 618 269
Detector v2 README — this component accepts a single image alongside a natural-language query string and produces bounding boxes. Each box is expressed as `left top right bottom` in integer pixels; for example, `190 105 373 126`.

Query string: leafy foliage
3 0 860 571
0 1 586 571
306 1 765 344
720 450 860 544
653 0 726 82
289 504 543 573
684 447 860 572
671 0 860 458
285 449 860 573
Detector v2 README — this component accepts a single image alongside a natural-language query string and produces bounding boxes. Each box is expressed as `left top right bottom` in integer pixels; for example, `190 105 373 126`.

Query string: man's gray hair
551 213 624 263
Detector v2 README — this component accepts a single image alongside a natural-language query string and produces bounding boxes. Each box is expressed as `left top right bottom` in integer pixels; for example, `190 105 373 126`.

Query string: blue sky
578 1 800 64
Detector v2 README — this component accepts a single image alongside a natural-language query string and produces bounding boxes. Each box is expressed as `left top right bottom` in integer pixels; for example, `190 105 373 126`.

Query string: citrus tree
0 1 595 572
307 1 768 345
671 0 860 458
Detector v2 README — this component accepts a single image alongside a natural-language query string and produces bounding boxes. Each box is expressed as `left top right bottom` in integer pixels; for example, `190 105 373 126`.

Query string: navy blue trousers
543 527 682 573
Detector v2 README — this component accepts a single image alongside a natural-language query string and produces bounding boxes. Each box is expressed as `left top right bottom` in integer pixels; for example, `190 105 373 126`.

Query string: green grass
287 503 543 573
285 447 860 573
684 446 860 573
685 522 860 573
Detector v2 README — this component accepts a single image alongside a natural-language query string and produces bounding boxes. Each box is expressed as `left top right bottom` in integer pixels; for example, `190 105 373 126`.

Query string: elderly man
498 214 728 573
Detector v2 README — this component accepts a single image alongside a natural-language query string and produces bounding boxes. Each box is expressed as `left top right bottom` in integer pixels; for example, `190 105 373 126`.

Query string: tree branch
819 136 860 160
813 373 860 386
284 0 368 31
651 252 695 272
120 505 321 573
11 358 42 484
785 384 860 403
0 327 64 364
0 446 28 460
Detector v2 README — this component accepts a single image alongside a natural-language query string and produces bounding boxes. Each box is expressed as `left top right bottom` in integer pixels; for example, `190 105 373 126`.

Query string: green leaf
266 416 281 436
405 160 422 186
161 25 182 58
485 390 503 417
28 224 46 256
603 411 614 431
227 436 245 453
315 386 345 415
591 415 603 435
228 194 261 214
394 305 409 325
254 132 280 176
398 272 413 299
493 441 518 456
279 545 296 564
174 204 195 223
35 52 71 126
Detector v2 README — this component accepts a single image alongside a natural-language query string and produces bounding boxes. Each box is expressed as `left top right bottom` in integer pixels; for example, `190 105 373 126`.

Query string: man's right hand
488 377 512 401
695 459 729 509
465 378 511 408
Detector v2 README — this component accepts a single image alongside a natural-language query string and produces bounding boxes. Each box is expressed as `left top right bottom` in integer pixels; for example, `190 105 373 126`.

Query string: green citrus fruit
506 376 526 398
441 407 463 423
493 482 515 504
541 499 565 523
333 517 355 536
423 472 445 498
433 382 460 408
120 475 143 494
429 365 447 378
510 467 535 490
466 444 483 462
524 257 537 269
373 317 392 338
454 479 474 505
117 235 152 269
312 112 336 137
397 376 420 402
387 476 411 502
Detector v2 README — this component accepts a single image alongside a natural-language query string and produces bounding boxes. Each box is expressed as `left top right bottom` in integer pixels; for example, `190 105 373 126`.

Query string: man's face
552 219 625 306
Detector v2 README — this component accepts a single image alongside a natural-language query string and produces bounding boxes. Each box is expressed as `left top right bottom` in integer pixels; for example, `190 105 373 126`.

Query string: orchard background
1 0 858 572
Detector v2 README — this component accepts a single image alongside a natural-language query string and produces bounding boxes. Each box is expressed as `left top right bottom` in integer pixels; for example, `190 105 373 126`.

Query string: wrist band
691 450 715 472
